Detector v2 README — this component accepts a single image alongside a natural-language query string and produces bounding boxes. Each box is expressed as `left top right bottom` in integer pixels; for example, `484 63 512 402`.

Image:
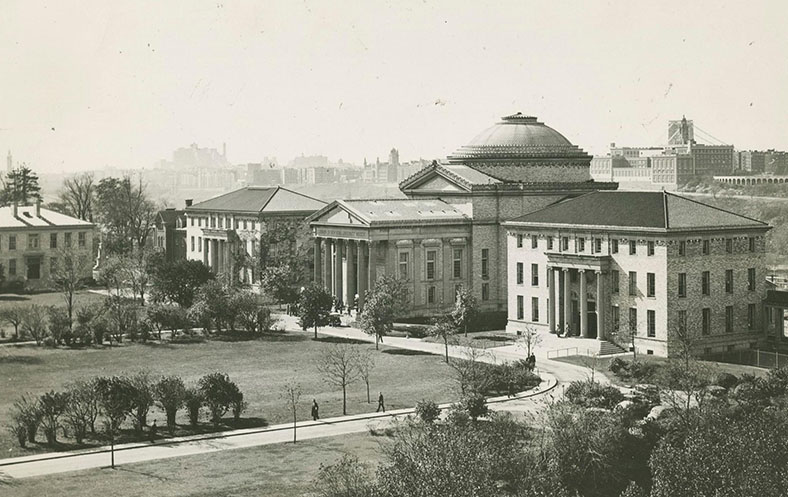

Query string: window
482 283 489 301
702 240 710 255
426 250 436 280
517 295 524 320
190 217 194 227
702 308 711 335
748 237 755 252
612 306 620 333
28 234 39 249
647 273 655 297
561 237 569 251
701 271 710 296
531 235 538 249
218 217 223 228
234 219 239 229
50 257 56 274
198 237 202 252
427 286 436 304
531 263 539 286
9 259 16 276
725 269 733 294
516 234 523 248
748 304 756 330
452 249 463 278
678 273 687 297
678 240 686 256
64 233 72 248
547 237 554 250
629 271 637 296
647 241 654 256
612 270 619 294
578 238 585 252
532 297 540 322
611 239 619 253
50 233 57 249
629 307 637 335
725 306 733 333
516 263 524 285
748 268 756 291
481 249 489 279
678 309 687 334
725 238 732 253
9 235 16 250
399 252 409 279
243 220 248 230
629 240 636 255
647 310 655 337
191 236 195 251
594 238 602 253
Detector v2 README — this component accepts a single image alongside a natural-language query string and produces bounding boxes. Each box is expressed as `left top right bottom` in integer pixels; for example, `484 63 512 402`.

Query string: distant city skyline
1 0 787 173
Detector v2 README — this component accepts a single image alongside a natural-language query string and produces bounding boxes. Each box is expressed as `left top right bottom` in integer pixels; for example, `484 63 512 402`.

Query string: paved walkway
0 315 596 480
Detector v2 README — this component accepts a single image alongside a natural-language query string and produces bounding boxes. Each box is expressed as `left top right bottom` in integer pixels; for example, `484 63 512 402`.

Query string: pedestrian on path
149 420 158 444
507 379 515 398
311 399 320 421
376 392 385 412
529 353 537 370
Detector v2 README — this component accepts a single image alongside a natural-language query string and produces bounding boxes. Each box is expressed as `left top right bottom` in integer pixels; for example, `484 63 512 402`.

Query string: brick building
504 191 771 357
153 207 187 262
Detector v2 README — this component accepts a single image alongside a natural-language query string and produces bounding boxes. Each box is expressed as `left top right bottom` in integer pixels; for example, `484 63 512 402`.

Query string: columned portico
548 267 556 333
357 241 367 310
333 240 344 301
547 253 612 340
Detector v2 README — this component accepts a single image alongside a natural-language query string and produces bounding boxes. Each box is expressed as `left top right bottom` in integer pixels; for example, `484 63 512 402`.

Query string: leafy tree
429 316 458 363
103 296 140 345
317 344 361 415
260 264 301 305
39 390 70 444
22 305 49 346
357 350 375 404
58 172 94 222
155 376 187 435
74 303 104 345
452 285 478 336
0 164 41 205
95 376 136 437
191 279 231 332
128 371 155 434
94 175 156 255
233 291 277 333
64 379 100 440
358 275 409 349
458 392 488 422
298 284 334 339
47 306 71 346
50 246 92 330
0 305 26 340
281 379 302 443
148 254 214 307
199 372 242 426
184 387 203 426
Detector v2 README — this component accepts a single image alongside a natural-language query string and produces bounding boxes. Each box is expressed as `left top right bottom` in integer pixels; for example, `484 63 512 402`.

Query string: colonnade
547 266 606 340
203 238 233 275
314 238 377 311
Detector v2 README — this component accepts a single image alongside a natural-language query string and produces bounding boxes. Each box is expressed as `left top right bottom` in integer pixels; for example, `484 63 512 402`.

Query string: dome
447 113 591 163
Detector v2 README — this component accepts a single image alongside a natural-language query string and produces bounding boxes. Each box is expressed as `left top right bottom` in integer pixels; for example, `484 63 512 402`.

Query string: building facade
153 207 187 262
504 191 771 357
0 202 95 289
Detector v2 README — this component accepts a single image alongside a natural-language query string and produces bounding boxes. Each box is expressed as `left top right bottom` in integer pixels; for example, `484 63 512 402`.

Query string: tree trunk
342 384 347 415
314 325 318 340
292 409 297 443
366 380 370 404
464 320 468 337
444 337 449 363
375 334 379 350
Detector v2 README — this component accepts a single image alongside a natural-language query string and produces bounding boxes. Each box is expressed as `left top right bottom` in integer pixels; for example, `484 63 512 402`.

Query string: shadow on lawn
0 355 44 365
0 295 30 302
472 335 513 343
381 348 434 356
313 336 368 345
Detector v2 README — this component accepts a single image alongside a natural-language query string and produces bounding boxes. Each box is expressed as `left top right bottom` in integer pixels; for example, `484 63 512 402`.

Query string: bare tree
51 247 92 326
280 379 302 443
357 351 376 404
579 352 602 383
316 344 361 415
0 305 26 340
21 305 49 346
448 346 492 395
429 316 458 363
516 325 542 357
59 173 94 222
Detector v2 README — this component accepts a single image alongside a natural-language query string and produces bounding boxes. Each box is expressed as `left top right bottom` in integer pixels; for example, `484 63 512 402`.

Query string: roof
157 208 186 226
187 186 326 214
765 290 788 307
506 191 770 232
0 205 94 229
309 198 471 227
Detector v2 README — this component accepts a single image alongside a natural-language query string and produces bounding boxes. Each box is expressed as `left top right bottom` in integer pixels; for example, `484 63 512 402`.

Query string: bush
64 379 100 443
609 359 658 383
9 423 26 448
313 454 377 497
460 360 540 396
12 394 42 444
711 372 739 390
565 380 624 410
39 390 70 445
199 373 243 426
414 400 440 424
458 393 489 421
445 404 471 427
185 388 203 426
155 376 187 434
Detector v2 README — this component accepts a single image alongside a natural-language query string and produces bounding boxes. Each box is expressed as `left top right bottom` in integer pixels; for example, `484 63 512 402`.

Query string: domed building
308 113 617 321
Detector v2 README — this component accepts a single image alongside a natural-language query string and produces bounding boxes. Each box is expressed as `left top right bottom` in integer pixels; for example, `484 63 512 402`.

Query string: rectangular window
678 240 686 256
749 237 755 252
702 308 711 335
9 235 16 250
702 240 710 255
547 237 554 250
234 219 239 229
516 262 524 285
28 234 39 249
578 238 585 252
629 240 636 255
725 306 734 333
647 241 654 256
531 263 539 286
64 232 72 248
50 257 57 274
198 237 202 252
531 235 538 249
218 217 223 228
191 236 195 251
611 239 619 254
561 237 569 251
532 297 539 322
748 304 756 330
629 307 637 335
647 310 656 337
50 233 57 249
517 295 524 320
678 273 687 297
399 252 409 279
453 249 463 279
427 286 436 304
481 249 489 279
594 238 602 253
612 306 620 333
629 271 637 296
426 251 436 280
725 269 733 294
701 271 710 296
516 234 523 248
190 217 194 227
612 270 619 294
199 217 203 227
243 220 248 230
9 259 16 276
647 273 655 297
748 268 756 291
725 238 732 253
482 283 489 301
678 309 687 334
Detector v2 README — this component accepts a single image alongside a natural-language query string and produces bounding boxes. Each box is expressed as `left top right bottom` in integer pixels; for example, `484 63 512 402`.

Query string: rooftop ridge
664 191 769 226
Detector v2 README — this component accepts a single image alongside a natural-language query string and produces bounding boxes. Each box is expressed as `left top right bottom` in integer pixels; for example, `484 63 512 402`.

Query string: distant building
153 207 187 262
668 117 694 145
0 201 95 289
738 151 766 173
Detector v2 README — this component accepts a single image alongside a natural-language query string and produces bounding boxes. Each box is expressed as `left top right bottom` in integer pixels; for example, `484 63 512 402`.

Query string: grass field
0 332 455 458
0 431 385 497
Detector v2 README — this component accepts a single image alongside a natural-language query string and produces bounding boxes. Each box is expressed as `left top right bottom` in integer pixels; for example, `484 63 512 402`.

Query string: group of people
310 392 385 421
332 295 360 316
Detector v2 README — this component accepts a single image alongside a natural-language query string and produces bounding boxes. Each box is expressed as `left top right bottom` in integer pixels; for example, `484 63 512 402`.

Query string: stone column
548 267 556 333
563 268 571 336
580 270 588 338
333 240 344 299
596 270 605 340
322 239 331 291
368 241 377 291
345 240 355 308
203 238 209 266
314 237 322 285
357 241 366 311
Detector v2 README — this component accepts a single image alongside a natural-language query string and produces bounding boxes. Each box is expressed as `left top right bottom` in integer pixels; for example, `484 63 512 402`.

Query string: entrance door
588 301 598 339
571 300 579 336
26 257 41 280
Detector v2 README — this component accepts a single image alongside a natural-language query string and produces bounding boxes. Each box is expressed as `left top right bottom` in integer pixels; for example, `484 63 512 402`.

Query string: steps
598 341 628 356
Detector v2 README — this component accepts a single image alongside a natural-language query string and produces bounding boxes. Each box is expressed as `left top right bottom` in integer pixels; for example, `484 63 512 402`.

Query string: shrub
128 371 155 434
9 423 26 448
313 454 377 497
48 306 71 345
39 390 70 445
231 392 246 422
711 372 739 390
185 388 203 426
12 395 42 444
609 359 658 383
565 380 624 410
459 392 489 421
155 376 187 434
199 372 242 426
460 360 540 396
64 379 100 443
445 404 471 427
415 400 441 424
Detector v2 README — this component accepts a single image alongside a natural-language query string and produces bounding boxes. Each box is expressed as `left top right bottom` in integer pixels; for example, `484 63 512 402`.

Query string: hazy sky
2 1 787 173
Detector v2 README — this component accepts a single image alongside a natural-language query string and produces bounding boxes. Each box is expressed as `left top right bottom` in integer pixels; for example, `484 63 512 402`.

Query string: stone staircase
597 341 628 356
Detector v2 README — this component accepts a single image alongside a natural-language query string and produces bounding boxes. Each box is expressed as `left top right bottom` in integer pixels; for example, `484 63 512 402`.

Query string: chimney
36 197 41 217
13 201 18 217
185 199 193 207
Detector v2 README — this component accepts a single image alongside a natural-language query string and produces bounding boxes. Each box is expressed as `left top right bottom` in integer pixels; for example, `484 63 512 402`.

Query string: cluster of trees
0 164 41 206
8 371 245 449
317 344 376 415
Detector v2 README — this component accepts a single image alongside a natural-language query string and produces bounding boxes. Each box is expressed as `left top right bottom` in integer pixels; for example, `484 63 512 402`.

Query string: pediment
312 205 368 226
410 172 466 192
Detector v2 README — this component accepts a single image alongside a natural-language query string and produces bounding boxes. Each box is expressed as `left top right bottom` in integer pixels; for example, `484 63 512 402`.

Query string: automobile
324 313 342 327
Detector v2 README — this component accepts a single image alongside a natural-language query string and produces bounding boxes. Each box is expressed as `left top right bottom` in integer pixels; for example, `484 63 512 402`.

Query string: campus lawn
0 332 455 458
0 432 384 497
0 290 106 340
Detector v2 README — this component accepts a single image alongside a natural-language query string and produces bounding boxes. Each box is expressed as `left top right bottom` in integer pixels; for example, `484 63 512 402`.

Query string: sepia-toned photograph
1 1 788 496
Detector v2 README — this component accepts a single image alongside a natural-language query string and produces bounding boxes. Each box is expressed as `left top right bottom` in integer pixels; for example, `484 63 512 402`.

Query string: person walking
507 379 515 398
529 353 537 370
149 420 158 444
311 399 320 421
376 392 385 413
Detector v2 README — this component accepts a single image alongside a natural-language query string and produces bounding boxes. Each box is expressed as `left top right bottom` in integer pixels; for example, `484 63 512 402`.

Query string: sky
1 0 787 173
